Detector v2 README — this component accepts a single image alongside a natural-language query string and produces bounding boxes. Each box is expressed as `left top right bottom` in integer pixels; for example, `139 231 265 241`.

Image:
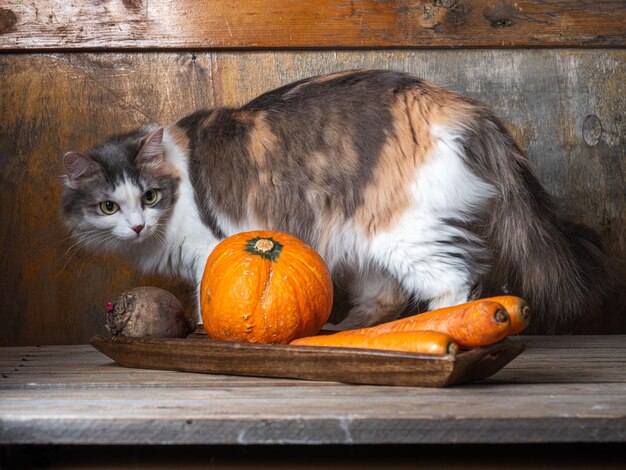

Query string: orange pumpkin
200 230 333 344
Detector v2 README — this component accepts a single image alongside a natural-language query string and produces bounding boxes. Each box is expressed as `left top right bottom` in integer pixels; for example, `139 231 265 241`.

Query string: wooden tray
90 333 525 387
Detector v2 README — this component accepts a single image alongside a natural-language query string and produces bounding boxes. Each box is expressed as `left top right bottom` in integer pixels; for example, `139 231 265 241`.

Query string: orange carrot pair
357 296 530 346
290 296 530 354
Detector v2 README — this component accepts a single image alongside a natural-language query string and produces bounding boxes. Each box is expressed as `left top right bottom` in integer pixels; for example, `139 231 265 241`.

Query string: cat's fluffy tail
461 105 611 334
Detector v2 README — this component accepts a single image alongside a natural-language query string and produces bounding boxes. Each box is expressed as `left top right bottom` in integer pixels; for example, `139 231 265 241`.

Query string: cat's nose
132 224 145 234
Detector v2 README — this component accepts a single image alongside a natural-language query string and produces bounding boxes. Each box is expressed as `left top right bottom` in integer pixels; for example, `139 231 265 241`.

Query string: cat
61 69 610 334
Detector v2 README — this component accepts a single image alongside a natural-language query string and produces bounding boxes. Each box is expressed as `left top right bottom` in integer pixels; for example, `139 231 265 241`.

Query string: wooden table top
1 336 625 445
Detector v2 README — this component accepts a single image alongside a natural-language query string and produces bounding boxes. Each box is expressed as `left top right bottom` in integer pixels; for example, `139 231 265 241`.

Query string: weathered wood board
0 49 624 346
1 336 626 445
1 0 625 50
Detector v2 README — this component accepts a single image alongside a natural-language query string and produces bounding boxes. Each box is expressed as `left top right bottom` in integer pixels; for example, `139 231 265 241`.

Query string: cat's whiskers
146 206 174 252
68 236 109 268
53 231 88 250
54 234 91 270
75 234 122 282
151 227 167 252
59 231 118 283
56 229 113 271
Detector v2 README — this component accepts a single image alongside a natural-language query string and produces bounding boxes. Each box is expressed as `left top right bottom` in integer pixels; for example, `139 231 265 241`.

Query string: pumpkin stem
246 236 283 261
254 239 275 253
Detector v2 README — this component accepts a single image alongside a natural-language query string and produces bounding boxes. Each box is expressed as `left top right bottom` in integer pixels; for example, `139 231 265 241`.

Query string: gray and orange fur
61 69 610 334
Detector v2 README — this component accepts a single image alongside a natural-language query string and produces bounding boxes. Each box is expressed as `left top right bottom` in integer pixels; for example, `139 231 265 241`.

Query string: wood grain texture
1 336 626 444
1 49 624 346
1 0 625 50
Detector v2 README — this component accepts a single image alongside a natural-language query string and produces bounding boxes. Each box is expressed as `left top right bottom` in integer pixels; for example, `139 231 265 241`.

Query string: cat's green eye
142 189 159 205
99 201 119 215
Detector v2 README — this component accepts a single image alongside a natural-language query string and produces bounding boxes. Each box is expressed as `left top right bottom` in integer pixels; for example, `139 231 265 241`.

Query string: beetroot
106 287 193 338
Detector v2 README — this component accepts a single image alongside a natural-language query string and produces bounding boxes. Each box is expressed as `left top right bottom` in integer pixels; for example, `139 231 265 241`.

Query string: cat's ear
63 152 103 189
136 128 165 167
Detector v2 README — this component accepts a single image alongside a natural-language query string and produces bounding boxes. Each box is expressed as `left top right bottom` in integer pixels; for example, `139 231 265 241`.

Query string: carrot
291 330 459 356
346 300 511 348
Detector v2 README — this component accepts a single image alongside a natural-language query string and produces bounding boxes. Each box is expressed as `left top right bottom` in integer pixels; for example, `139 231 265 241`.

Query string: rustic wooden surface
89 335 525 387
1 336 626 445
0 49 624 346
1 0 625 50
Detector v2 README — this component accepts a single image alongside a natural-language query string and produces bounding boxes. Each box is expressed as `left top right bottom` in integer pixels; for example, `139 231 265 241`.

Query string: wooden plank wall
1 2 625 345
1 0 625 49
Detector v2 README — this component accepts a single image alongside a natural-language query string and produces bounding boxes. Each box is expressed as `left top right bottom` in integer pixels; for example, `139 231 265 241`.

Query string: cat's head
61 127 180 253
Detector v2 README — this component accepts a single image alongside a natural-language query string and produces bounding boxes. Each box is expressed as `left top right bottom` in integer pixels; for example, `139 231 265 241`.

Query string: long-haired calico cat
61 69 609 334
